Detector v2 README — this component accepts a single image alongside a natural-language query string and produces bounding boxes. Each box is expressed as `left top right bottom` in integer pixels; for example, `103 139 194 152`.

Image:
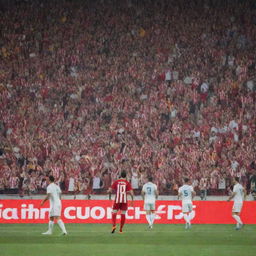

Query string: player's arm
155 189 159 200
141 190 145 201
227 192 236 202
41 193 50 206
177 187 182 200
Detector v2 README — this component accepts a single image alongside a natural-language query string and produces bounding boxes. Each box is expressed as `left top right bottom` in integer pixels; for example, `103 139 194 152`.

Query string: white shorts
49 205 62 217
144 203 155 211
232 202 243 213
182 203 193 213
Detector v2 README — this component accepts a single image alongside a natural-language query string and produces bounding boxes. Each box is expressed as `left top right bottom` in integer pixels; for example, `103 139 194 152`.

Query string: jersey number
146 187 152 194
117 184 126 203
183 190 188 197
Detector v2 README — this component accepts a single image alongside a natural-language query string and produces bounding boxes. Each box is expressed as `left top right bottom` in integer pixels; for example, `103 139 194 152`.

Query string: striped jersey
111 179 132 203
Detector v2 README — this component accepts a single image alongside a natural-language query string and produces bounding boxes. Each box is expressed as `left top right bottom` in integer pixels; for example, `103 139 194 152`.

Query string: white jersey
142 182 158 204
233 183 244 203
47 183 62 208
178 184 194 204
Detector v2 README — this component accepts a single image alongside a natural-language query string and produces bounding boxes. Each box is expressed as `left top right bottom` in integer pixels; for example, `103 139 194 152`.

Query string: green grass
0 223 255 256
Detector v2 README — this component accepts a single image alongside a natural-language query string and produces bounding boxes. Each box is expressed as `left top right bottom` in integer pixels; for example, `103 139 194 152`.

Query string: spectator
199 176 209 200
0 0 255 195
92 172 103 194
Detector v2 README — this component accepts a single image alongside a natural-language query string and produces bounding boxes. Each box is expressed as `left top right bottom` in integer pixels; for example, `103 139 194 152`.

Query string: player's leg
232 213 243 229
182 204 190 229
187 204 193 228
111 210 118 233
111 203 119 233
145 210 152 227
149 210 155 228
42 216 54 235
183 213 191 229
232 212 243 229
56 216 68 235
119 203 129 233
119 210 126 233
232 203 243 230
149 204 156 227
144 203 151 227
187 212 192 228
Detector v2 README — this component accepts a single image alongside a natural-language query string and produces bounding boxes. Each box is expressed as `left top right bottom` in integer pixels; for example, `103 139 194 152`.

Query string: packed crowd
0 0 255 196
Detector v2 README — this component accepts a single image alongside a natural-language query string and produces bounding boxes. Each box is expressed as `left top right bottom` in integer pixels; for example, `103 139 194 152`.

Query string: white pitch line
0 230 255 233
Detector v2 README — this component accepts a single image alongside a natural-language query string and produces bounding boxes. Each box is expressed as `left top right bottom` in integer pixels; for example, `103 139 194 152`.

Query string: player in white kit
41 175 67 235
141 177 159 229
178 178 196 229
227 177 246 230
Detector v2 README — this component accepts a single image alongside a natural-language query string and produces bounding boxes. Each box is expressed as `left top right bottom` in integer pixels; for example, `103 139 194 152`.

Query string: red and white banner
0 200 256 224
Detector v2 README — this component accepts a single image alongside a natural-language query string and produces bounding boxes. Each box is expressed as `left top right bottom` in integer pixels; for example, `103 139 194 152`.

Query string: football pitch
0 224 255 256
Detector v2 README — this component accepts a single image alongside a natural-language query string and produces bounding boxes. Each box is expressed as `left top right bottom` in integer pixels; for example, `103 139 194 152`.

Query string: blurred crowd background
0 0 255 198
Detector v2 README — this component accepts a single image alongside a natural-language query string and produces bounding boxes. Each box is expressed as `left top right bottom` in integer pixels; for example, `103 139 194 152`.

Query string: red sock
120 214 126 231
112 212 117 227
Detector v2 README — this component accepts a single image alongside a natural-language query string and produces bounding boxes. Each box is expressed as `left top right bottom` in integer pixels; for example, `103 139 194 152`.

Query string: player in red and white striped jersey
108 171 134 233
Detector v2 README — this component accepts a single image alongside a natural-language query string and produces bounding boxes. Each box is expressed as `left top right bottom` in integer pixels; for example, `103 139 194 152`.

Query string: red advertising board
0 200 256 224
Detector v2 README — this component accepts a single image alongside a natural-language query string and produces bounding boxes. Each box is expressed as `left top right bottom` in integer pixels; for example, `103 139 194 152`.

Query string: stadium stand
0 0 255 195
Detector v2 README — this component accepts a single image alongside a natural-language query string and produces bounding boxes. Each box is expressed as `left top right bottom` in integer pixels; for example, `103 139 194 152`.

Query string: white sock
233 215 242 225
183 214 190 224
188 212 193 222
150 213 155 225
146 214 151 225
57 219 67 233
49 221 54 233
